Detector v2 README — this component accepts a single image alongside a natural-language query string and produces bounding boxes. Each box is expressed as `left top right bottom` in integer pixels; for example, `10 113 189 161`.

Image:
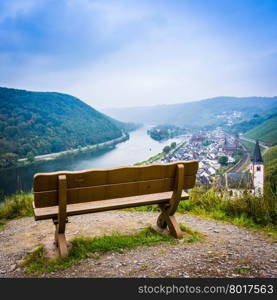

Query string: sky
0 0 277 109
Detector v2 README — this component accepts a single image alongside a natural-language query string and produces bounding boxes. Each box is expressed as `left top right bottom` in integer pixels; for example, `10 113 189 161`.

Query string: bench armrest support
58 174 67 233
168 164 185 215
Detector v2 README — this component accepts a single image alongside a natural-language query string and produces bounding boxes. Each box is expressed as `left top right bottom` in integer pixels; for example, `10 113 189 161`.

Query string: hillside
244 114 277 145
263 146 277 193
230 109 277 135
0 87 123 168
105 115 141 132
102 96 277 127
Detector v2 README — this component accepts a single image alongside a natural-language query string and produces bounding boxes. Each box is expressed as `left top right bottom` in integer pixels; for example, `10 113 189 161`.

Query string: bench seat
33 190 189 221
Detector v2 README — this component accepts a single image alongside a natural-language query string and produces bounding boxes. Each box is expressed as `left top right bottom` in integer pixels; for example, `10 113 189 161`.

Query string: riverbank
9 132 129 170
0 126 188 197
134 140 187 166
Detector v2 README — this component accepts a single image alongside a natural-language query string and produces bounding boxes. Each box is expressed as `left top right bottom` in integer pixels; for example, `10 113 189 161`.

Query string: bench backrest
33 160 198 208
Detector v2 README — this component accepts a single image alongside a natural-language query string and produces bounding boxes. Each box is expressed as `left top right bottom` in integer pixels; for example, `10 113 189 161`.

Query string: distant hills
0 87 127 168
103 96 277 128
1 87 276 169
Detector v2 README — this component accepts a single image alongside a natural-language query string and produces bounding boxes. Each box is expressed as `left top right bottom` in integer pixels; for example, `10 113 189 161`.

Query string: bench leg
53 175 69 259
53 221 69 259
157 213 167 229
157 205 183 239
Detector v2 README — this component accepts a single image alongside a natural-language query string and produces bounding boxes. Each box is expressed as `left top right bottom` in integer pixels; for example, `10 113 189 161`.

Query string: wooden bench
32 160 198 258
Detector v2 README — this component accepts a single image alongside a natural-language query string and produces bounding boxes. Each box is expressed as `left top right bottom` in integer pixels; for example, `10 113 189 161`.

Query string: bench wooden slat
33 191 189 220
34 177 174 208
33 161 198 192
34 176 197 208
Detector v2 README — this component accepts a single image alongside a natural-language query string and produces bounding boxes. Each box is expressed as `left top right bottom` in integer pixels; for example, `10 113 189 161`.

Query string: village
156 127 241 185
153 125 265 196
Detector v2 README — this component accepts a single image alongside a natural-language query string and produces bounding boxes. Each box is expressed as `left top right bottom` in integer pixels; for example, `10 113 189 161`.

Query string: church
251 140 265 195
218 140 264 196
222 137 238 153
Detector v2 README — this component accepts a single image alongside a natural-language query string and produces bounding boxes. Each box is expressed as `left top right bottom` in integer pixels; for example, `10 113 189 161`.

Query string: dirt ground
0 211 276 278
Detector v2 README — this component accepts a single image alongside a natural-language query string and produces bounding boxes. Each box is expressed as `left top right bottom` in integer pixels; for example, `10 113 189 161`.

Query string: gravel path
0 211 276 278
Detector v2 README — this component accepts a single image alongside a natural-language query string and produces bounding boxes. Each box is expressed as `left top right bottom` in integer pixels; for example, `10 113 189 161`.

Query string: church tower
251 140 264 195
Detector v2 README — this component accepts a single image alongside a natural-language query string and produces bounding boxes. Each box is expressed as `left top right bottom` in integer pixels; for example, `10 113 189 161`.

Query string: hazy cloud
0 0 43 22
0 0 276 108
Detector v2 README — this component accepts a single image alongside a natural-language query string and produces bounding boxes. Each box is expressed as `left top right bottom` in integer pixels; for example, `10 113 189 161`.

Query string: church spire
252 140 263 164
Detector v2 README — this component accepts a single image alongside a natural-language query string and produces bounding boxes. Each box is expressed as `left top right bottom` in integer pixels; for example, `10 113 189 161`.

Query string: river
0 126 184 200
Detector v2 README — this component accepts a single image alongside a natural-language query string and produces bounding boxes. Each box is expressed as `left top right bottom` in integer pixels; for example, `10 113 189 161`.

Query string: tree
22 143 32 155
218 156 228 166
0 153 18 168
202 140 212 146
163 146 171 154
4 126 17 138
170 142 176 149
27 151 35 163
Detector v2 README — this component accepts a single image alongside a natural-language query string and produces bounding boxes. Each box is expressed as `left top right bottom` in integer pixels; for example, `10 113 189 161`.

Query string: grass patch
0 219 6 230
21 227 177 274
134 153 164 166
234 265 254 275
134 141 186 166
177 187 277 240
0 193 33 228
180 224 205 243
123 205 158 212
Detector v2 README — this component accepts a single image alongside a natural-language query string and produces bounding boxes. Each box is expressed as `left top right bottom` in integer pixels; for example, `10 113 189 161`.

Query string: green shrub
222 192 274 225
0 193 33 221
179 186 277 228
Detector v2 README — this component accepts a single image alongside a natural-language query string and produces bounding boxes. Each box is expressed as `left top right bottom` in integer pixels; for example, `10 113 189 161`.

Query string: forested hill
0 87 123 168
